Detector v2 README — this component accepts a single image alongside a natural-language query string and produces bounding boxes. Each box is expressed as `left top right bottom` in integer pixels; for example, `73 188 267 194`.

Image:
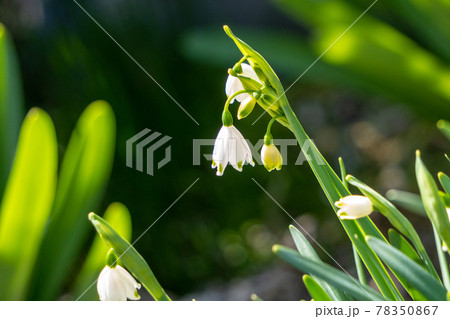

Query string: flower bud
261 141 283 172
237 95 256 119
334 195 373 220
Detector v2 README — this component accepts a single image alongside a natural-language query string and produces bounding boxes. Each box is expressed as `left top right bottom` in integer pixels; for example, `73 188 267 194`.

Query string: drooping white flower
261 143 283 172
212 125 254 176
225 63 262 103
97 265 141 301
334 195 373 220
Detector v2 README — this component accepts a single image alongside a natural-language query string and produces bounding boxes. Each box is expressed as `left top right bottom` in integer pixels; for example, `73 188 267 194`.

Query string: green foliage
273 245 388 301
367 236 446 301
0 24 119 299
0 108 57 300
28 100 116 300
302 275 332 301
0 23 23 195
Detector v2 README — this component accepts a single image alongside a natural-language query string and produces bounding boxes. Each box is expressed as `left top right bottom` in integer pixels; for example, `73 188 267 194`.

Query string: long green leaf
438 172 450 194
0 23 23 194
415 151 450 248
88 213 171 301
303 275 332 301
273 245 388 301
437 120 450 141
0 108 57 300
388 229 427 300
433 227 450 290
289 225 346 300
347 175 439 279
367 236 447 301
29 101 116 300
71 202 132 300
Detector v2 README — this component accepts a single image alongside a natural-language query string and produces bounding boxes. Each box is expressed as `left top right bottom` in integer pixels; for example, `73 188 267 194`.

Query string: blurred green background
0 0 449 300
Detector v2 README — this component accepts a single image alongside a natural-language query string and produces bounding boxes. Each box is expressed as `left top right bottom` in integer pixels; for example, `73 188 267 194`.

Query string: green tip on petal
237 161 243 169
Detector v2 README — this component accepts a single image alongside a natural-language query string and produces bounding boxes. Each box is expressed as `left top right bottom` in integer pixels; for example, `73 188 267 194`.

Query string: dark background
1 0 448 300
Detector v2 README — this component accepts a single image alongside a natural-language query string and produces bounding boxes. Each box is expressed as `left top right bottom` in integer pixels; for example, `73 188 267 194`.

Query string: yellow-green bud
261 142 283 172
237 95 257 119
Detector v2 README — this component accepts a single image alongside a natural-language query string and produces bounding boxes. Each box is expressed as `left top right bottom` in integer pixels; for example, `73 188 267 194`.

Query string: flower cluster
212 58 285 176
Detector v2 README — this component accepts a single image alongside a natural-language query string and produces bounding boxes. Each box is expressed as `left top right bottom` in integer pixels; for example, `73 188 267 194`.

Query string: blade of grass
0 24 24 195
433 227 450 290
289 225 346 300
438 172 450 194
0 108 57 300
28 101 116 300
388 229 427 300
415 151 450 248
273 245 388 301
71 202 132 300
367 236 447 301
303 274 332 301
437 120 450 141
88 213 171 301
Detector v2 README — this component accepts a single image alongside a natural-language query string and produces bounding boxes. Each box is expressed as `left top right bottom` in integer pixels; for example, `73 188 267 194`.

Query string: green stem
278 95 402 300
266 115 282 135
224 89 254 111
434 226 450 290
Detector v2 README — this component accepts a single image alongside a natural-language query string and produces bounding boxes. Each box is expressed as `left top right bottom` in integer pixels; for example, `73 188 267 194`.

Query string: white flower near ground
225 63 261 103
334 195 373 220
212 125 254 176
97 265 141 301
261 144 283 172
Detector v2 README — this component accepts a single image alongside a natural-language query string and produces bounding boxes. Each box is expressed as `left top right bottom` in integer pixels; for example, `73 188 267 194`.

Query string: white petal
225 63 261 103
212 126 231 175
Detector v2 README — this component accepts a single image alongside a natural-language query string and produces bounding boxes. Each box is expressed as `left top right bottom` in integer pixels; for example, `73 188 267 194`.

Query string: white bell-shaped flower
334 195 373 220
225 63 262 103
212 125 254 176
97 265 141 301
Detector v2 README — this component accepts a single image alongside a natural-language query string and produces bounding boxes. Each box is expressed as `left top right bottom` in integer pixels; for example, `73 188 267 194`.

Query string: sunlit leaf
303 274 332 301
438 172 450 194
437 120 450 141
29 101 116 300
0 108 57 300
